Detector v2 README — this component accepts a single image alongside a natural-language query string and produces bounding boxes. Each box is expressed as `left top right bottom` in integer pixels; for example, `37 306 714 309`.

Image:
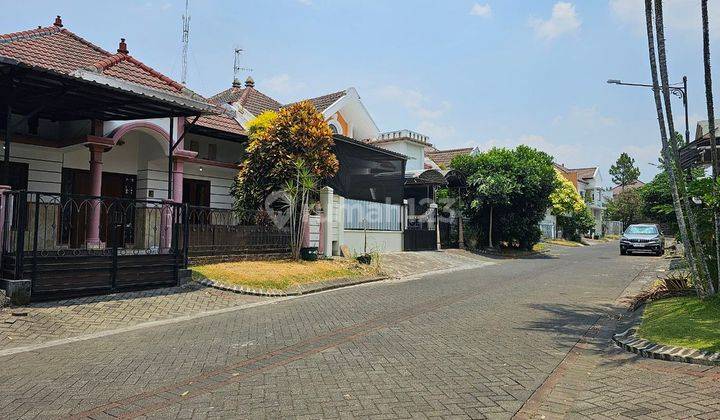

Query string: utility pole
181 0 190 85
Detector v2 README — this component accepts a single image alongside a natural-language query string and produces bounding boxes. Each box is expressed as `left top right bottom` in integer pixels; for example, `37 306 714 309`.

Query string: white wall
375 140 424 171
0 143 63 193
343 229 403 254
184 162 236 209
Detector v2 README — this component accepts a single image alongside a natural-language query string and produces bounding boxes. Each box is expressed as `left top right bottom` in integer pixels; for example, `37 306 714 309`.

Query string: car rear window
625 225 658 235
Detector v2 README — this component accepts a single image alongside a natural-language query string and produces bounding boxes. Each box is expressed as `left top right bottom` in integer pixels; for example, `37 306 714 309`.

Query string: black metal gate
1 191 189 300
404 208 437 251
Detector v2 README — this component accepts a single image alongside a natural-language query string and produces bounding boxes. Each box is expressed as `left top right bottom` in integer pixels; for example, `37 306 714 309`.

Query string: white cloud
609 0 720 38
552 106 616 127
468 134 583 166
470 3 492 18
375 85 451 120
417 121 458 145
530 2 581 41
262 74 306 96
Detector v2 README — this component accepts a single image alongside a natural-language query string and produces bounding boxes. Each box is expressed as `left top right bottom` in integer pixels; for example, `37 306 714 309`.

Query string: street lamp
607 76 690 144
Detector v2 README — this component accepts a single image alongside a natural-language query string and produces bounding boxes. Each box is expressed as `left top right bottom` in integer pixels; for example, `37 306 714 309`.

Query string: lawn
638 296 720 353
544 238 583 247
192 258 378 291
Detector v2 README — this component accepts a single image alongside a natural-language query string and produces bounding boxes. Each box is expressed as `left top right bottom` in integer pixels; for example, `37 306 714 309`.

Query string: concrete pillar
458 210 465 249
172 158 184 203
336 195 345 256
319 187 333 257
430 203 440 251
86 144 104 248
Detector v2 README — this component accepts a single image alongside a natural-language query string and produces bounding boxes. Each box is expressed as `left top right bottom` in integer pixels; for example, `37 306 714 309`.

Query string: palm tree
702 0 720 291
654 0 714 295
643 0 708 297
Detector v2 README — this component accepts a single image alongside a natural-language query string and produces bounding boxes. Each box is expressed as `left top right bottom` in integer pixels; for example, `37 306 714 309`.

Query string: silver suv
620 224 665 256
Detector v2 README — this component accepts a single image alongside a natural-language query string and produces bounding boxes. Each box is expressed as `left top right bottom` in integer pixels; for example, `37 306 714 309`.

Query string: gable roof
0 17 200 99
289 90 346 112
210 79 283 116
566 167 597 180
612 180 644 194
426 147 474 168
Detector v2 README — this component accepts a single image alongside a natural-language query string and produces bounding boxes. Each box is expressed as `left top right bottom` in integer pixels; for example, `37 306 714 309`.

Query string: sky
3 0 720 185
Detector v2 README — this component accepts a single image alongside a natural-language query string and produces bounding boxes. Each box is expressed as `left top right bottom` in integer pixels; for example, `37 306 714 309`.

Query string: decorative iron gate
1 191 188 300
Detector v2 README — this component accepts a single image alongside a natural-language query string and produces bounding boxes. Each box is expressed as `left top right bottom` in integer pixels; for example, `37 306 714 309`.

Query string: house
425 146 475 169
679 120 720 173
553 164 609 236
611 180 645 197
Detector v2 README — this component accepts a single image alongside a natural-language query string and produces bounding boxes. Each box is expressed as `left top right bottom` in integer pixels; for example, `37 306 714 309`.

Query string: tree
451 146 557 250
282 159 317 260
232 101 339 212
609 152 640 190
645 0 713 297
701 0 720 292
605 189 644 228
550 171 594 241
469 172 515 248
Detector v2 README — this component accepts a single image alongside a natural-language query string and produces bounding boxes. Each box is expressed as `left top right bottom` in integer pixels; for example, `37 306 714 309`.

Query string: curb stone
613 327 720 366
194 275 388 297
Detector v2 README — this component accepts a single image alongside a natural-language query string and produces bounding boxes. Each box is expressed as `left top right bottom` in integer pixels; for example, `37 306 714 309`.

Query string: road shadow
519 302 619 348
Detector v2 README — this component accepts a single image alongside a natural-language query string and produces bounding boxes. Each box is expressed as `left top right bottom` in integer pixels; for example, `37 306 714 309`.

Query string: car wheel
620 249 626 256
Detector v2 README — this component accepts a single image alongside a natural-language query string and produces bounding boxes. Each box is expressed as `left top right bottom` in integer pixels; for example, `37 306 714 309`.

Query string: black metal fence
1 191 188 299
186 206 291 261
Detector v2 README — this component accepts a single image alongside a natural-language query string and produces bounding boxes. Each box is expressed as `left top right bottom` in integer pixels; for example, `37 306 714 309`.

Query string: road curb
613 327 720 366
194 275 388 297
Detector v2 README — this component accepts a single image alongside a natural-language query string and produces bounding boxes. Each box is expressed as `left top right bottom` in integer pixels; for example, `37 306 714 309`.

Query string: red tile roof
289 90 346 112
210 82 283 116
566 167 597 180
0 17 190 95
194 113 246 136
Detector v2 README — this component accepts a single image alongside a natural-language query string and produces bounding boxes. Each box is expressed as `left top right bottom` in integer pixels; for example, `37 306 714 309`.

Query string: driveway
1 243 717 418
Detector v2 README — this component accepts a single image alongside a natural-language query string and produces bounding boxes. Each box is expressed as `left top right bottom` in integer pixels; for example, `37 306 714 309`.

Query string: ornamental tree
232 101 339 211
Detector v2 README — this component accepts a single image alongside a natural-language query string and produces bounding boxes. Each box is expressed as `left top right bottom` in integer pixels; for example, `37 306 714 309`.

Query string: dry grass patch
545 238 584 247
192 258 378 291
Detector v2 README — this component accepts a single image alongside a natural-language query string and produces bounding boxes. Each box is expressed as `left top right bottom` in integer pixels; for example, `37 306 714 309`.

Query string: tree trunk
655 0 714 295
488 205 493 248
644 0 706 297
702 0 720 292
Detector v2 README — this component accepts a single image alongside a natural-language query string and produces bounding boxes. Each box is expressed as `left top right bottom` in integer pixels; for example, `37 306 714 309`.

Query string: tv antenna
232 48 253 87
181 0 191 85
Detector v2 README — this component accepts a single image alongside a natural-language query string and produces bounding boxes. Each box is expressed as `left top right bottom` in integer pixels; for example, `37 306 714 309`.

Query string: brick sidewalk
0 250 495 352
0 283 264 350
516 256 720 419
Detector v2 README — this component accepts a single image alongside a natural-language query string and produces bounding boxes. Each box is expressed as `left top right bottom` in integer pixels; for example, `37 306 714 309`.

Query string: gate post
319 187 333 257
0 185 11 255
430 203 440 251
159 200 174 254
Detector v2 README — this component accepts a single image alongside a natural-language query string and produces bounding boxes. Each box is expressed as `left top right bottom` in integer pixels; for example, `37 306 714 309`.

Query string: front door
61 169 137 248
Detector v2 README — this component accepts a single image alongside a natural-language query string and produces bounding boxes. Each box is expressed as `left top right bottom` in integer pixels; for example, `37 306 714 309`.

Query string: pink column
159 199 174 253
86 145 104 248
172 158 184 203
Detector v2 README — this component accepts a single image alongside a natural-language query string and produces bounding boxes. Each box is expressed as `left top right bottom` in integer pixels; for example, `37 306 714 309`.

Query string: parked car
619 224 665 256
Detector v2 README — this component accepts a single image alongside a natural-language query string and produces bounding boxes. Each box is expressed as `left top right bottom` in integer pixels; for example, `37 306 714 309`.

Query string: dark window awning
404 169 447 186
679 137 718 170
0 57 218 121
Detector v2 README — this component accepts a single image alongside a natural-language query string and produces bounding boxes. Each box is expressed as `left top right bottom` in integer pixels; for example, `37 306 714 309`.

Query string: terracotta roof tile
210 86 283 116
0 21 188 95
566 167 597 180
195 113 246 136
289 90 346 112
426 148 474 167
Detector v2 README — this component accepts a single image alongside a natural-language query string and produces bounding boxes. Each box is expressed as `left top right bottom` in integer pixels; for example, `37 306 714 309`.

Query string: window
207 143 217 161
187 140 200 153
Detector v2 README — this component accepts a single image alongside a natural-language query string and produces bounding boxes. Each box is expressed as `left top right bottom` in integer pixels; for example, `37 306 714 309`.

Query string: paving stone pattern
0 244 692 419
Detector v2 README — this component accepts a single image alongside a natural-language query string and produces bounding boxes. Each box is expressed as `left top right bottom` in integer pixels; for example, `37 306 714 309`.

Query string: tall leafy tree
609 152 641 189
469 172 515 248
550 171 595 240
701 0 720 291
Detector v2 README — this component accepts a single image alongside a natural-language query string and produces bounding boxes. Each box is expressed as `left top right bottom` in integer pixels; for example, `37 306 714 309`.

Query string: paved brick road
0 243 717 419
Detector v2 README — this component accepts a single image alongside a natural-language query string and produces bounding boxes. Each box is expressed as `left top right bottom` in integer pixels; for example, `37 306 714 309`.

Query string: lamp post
607 76 690 143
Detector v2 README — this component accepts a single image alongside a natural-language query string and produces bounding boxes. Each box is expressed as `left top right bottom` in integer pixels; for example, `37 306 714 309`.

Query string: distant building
611 180 645 197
